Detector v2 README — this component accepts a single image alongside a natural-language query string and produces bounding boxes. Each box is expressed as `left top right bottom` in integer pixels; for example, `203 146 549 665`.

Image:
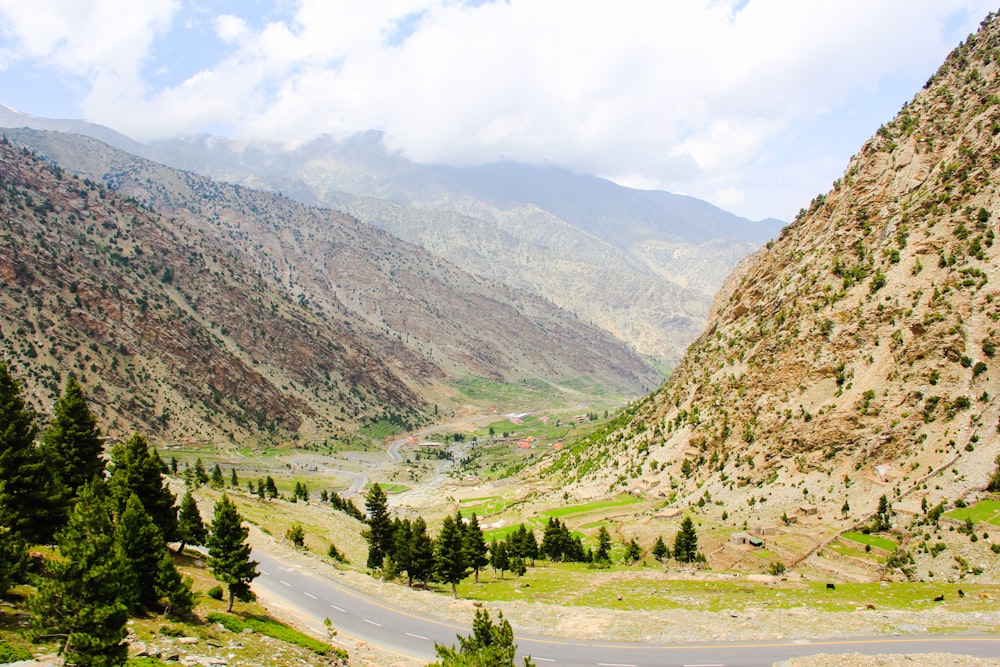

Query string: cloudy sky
0 1 995 221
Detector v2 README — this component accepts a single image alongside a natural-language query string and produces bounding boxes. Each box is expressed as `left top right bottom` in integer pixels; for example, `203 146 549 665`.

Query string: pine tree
40 376 104 522
490 539 509 579
211 463 225 489
362 483 393 570
673 516 699 563
431 608 534 667
107 433 178 542
116 493 192 615
207 495 259 612
409 516 435 587
463 513 490 584
0 362 61 543
595 526 612 563
873 494 892 532
390 517 413 584
652 535 669 562
230 467 239 489
434 515 469 598
193 458 209 487
29 480 134 667
624 538 642 565
265 475 278 499
176 490 207 554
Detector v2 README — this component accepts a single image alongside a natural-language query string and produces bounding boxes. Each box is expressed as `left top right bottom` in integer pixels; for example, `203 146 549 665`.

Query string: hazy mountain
0 105 781 365
0 130 660 446
555 12 1000 525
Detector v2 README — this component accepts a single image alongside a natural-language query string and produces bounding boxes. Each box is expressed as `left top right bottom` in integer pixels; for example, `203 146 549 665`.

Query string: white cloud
0 0 996 219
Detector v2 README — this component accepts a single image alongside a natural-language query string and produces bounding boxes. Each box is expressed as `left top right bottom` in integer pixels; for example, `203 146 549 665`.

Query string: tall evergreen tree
41 376 105 496
509 524 538 566
435 515 468 597
595 526 612 564
210 463 225 489
490 539 509 579
409 516 435 587
176 490 207 554
362 483 393 570
29 480 134 667
116 494 193 615
673 516 699 563
0 362 61 543
390 517 413 585
652 535 669 562
463 513 490 584
265 475 278 499
193 458 209 487
207 495 259 612
107 433 178 542
541 517 570 562
230 467 239 489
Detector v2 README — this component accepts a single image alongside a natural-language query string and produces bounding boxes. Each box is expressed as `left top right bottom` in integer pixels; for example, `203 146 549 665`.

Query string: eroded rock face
571 11 1000 534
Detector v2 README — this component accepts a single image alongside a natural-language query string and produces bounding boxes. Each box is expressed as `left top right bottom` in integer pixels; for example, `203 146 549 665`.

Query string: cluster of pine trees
0 363 259 666
359 482 705 599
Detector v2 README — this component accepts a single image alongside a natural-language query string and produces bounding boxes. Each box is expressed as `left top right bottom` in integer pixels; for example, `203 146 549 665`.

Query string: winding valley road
249 546 1000 667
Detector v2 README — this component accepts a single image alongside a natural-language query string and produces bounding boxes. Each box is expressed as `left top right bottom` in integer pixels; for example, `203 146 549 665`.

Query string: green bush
158 625 186 637
0 640 32 663
207 585 224 600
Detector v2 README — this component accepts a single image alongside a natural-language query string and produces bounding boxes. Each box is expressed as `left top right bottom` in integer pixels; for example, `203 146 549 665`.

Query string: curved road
250 547 1000 667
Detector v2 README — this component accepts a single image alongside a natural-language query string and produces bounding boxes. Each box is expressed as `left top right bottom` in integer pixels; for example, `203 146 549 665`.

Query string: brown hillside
0 140 426 444
560 12 1000 529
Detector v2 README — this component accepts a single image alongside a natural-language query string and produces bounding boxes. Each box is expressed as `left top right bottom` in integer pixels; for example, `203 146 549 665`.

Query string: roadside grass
455 564 1000 612
944 499 1000 526
842 531 898 551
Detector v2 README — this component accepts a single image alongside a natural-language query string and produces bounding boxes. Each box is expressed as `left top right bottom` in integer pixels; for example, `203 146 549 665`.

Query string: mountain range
0 105 782 367
0 130 659 445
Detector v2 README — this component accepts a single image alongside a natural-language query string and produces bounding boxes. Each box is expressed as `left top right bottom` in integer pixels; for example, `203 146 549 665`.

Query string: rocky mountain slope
0 105 781 366
557 12 1000 527
0 134 658 446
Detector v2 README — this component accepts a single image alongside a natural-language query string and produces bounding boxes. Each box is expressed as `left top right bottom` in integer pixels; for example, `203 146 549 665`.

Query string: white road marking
405 632 429 640
533 658 554 663
279 579 292 587
304 592 317 599
260 569 270 576
684 664 724 667
331 604 346 613
364 619 383 627
598 663 636 667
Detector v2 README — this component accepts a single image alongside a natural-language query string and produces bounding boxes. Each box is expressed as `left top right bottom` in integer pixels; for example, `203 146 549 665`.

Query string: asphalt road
250 547 1000 667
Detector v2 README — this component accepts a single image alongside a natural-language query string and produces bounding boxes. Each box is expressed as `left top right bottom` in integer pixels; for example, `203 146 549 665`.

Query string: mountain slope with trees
553 11 1000 531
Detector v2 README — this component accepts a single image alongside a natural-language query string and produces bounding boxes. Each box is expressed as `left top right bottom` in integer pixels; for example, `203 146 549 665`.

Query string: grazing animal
865 604 876 610
826 583 836 590
958 589 965 598
933 594 944 602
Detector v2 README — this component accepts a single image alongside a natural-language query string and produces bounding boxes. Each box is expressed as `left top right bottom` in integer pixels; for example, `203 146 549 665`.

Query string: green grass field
841 531 898 551
453 563 999 611
541 495 640 519
944 499 1000 526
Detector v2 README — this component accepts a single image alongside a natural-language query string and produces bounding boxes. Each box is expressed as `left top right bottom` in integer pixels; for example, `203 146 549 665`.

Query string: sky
0 1 996 222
